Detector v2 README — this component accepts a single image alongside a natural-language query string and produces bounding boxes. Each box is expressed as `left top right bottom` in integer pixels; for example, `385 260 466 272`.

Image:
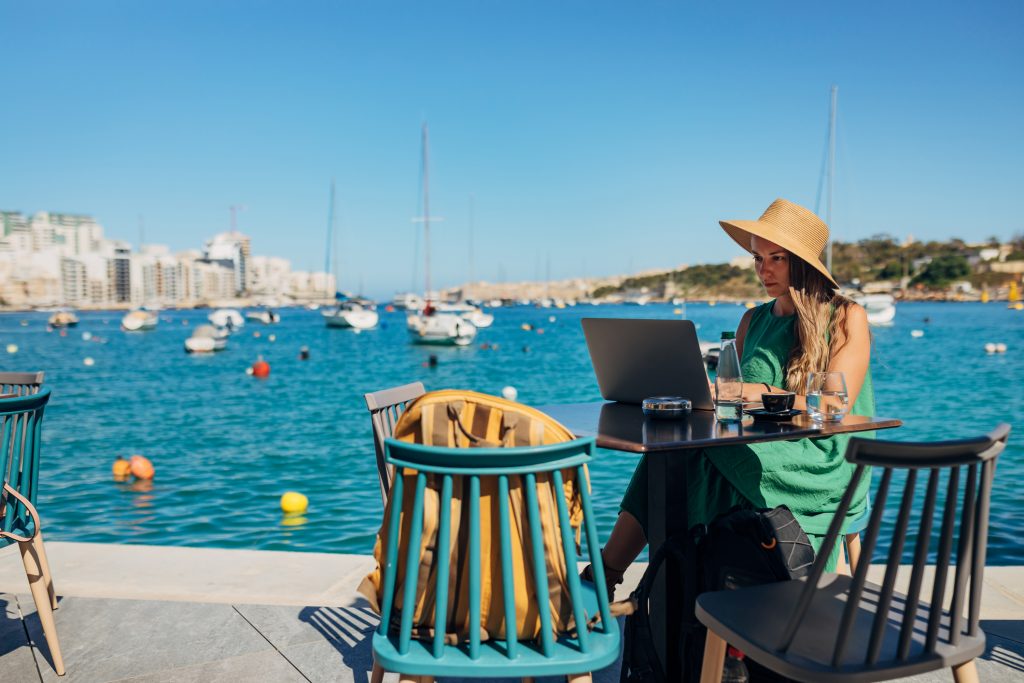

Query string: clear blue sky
2 1 1021 299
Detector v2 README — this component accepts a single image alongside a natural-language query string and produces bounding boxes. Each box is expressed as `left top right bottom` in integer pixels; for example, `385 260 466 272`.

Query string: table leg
648 453 667 670
648 451 690 681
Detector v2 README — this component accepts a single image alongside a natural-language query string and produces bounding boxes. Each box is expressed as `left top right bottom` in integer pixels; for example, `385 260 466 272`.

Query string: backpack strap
617 535 692 683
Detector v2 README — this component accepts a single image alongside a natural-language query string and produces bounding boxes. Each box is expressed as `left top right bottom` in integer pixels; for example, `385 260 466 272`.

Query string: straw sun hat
719 198 838 288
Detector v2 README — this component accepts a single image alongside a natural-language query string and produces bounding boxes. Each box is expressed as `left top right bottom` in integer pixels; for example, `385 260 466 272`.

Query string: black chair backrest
364 382 425 505
778 423 1010 667
0 372 44 396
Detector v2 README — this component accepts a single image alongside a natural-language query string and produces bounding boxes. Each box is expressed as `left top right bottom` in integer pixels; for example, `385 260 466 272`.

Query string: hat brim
719 219 839 288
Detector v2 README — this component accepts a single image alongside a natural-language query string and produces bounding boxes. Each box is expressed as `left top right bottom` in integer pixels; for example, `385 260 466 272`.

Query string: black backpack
619 505 814 683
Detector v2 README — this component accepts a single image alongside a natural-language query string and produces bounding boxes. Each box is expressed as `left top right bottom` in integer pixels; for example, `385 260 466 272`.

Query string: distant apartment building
0 209 332 307
288 271 336 300
249 255 292 296
203 231 251 295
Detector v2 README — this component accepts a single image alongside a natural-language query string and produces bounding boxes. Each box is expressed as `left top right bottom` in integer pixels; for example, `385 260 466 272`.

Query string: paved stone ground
1 543 1022 682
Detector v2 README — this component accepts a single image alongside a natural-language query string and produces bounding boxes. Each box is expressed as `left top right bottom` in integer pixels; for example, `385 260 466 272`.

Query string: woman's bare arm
824 303 871 409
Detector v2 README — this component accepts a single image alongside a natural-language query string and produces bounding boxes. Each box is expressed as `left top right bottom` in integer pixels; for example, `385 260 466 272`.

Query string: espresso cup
761 391 796 413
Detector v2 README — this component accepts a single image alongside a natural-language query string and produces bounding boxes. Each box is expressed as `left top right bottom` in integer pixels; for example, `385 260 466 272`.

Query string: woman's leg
600 510 647 579
584 456 650 597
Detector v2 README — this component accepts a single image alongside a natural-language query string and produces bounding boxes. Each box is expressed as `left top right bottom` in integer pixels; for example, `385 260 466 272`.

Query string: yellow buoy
280 491 308 514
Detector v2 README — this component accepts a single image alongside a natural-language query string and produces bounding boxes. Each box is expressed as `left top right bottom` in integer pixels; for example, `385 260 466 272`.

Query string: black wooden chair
697 423 1010 683
0 371 44 396
363 382 425 506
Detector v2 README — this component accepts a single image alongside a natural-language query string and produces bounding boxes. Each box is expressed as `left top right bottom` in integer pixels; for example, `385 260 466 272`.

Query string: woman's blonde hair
784 254 854 394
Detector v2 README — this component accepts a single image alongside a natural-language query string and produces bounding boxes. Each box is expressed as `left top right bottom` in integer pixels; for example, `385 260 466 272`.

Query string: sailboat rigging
322 179 379 330
820 85 896 325
406 124 478 346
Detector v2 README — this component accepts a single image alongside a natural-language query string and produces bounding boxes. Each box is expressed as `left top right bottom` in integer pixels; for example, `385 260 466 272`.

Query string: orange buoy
129 454 155 480
252 357 271 378
112 456 132 481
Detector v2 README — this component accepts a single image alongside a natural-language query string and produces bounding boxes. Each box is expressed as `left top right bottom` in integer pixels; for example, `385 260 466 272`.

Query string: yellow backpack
358 389 588 643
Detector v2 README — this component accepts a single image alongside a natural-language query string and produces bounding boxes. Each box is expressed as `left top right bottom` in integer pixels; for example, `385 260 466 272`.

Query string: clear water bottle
715 331 743 422
722 646 750 682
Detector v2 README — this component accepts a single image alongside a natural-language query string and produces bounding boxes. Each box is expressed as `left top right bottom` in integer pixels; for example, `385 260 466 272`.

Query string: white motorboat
407 311 477 346
208 309 245 330
462 308 494 329
853 293 897 326
245 308 280 324
392 292 425 311
184 324 228 353
121 309 158 331
47 309 79 328
323 301 379 330
435 302 494 329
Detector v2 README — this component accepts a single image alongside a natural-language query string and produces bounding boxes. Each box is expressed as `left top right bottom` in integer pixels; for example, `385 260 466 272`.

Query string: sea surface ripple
0 302 1020 564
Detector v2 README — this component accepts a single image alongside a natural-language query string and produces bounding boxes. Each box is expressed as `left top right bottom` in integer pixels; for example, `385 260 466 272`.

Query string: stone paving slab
0 542 375 607
17 594 281 682
1 543 1023 682
1 593 38 682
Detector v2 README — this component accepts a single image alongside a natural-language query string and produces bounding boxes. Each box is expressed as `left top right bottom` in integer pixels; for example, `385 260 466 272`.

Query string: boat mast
826 84 837 273
422 123 432 304
468 193 475 293
325 179 335 298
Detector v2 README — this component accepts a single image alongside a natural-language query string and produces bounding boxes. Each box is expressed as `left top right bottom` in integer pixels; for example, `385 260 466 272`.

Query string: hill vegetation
591 235 1023 299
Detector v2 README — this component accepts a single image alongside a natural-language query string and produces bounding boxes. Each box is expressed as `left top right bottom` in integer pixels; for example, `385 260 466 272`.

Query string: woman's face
750 235 791 297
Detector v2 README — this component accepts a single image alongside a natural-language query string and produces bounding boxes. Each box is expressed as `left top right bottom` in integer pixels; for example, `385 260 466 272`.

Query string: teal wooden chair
0 389 64 675
370 436 619 683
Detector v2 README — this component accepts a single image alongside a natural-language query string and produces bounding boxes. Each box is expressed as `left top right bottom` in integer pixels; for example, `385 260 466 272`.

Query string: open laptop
581 318 714 409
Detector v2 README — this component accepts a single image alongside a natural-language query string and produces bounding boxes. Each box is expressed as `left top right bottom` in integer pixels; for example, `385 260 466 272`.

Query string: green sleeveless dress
620 300 874 566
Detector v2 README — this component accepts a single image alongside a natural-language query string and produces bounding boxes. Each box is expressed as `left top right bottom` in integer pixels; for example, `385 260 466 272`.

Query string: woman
596 198 874 594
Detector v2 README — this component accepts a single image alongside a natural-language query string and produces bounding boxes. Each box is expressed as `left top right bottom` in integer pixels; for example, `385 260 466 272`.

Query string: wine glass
806 371 849 422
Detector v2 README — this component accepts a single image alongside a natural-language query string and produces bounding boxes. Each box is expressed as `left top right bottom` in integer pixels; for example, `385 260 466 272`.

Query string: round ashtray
642 396 692 419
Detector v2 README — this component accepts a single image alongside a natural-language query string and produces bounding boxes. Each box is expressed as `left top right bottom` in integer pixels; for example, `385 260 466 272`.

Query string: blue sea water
0 302 1021 564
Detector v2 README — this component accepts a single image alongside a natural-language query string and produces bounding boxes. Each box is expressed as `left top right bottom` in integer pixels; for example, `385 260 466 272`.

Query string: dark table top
539 402 903 453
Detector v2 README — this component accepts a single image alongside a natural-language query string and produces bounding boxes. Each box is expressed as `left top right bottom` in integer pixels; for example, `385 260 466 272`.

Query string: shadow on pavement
300 599 379 679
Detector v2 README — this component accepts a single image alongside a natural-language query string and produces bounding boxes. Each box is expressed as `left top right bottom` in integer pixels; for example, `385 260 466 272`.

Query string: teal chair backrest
0 389 51 547
379 436 614 662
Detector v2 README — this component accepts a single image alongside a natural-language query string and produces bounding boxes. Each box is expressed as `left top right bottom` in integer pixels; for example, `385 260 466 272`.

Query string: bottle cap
720 331 735 340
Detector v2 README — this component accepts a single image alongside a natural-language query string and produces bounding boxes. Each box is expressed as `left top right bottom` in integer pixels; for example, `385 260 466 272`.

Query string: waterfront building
288 270 336 300
108 242 132 304
203 231 251 296
0 208 335 308
249 255 292 297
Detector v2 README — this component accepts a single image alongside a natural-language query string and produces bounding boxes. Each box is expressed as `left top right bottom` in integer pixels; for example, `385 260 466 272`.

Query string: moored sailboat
407 124 477 347
322 180 379 331
821 85 897 327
